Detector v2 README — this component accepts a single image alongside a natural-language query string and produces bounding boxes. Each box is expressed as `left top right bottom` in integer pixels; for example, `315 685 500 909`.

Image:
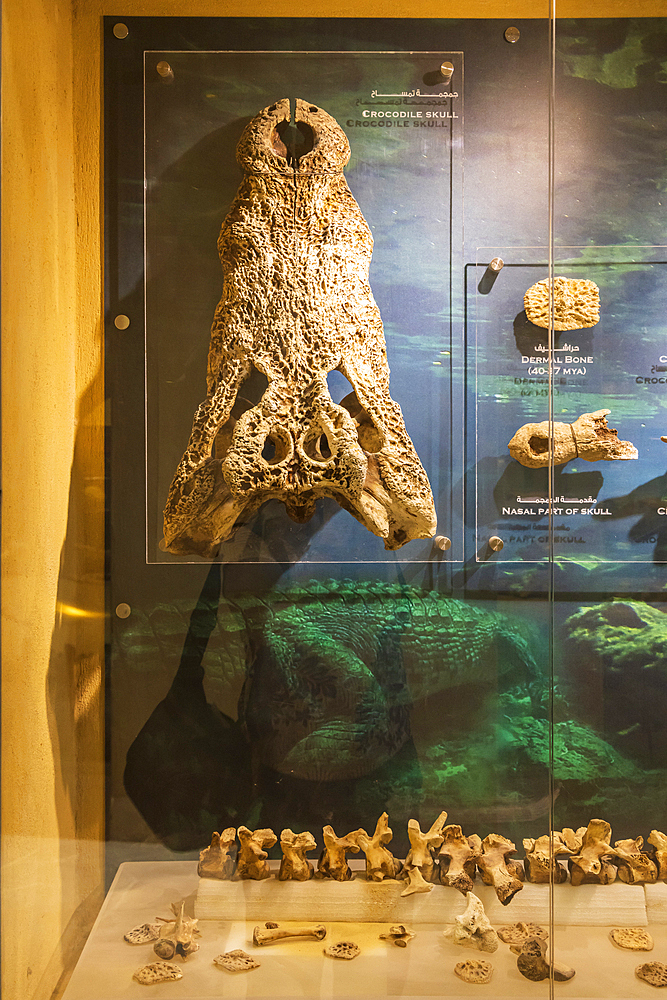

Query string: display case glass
5 10 667 1000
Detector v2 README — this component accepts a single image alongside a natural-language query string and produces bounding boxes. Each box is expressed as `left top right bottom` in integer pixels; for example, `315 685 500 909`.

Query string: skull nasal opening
272 120 315 165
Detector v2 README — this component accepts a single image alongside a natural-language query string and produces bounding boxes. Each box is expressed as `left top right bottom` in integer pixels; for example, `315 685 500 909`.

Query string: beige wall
1 0 663 998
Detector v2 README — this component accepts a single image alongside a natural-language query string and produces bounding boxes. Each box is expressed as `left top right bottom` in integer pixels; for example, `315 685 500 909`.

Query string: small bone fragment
610 928 654 951
568 819 617 887
402 811 447 883
235 826 277 880
214 949 261 972
324 941 360 960
379 924 415 947
523 833 575 884
124 923 160 945
477 834 524 905
454 959 493 985
610 836 658 884
279 828 317 881
198 828 237 879
636 962 667 987
316 825 361 881
497 922 548 955
400 865 434 896
445 892 498 953
133 962 183 985
355 813 402 881
253 922 327 946
439 826 480 894
524 276 600 330
508 409 638 469
649 830 667 880
154 901 200 960
517 937 575 983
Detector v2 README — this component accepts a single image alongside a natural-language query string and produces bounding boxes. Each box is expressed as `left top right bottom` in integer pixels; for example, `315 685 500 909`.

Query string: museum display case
3 5 667 999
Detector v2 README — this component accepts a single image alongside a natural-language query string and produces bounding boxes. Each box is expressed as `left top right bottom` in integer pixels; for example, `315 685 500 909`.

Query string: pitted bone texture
524 276 600 330
163 98 436 557
124 923 160 945
214 949 260 972
508 409 637 469
636 962 667 988
610 928 654 951
454 959 493 984
133 963 183 985
324 941 361 960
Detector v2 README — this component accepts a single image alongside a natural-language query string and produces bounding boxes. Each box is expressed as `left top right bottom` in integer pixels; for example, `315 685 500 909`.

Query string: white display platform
196 860 648 926
61 860 667 1000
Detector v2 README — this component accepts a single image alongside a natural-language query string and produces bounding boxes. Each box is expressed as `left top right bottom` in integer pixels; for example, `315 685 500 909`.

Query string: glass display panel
475 245 667 570
144 50 464 565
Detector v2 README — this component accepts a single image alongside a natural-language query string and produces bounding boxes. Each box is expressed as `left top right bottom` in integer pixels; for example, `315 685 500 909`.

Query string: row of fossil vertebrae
198 814 667 905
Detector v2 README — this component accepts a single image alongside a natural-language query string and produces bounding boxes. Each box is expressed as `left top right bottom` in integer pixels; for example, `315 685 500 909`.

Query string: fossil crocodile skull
163 98 436 556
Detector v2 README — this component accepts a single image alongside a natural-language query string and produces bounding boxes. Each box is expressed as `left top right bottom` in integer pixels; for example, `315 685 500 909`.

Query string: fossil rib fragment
508 409 637 468
524 276 600 330
163 98 436 556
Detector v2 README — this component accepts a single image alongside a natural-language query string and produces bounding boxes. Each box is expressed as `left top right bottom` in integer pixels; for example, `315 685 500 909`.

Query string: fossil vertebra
153 901 200 961
508 409 637 468
235 826 277 880
355 812 402 881
438 826 480 895
380 924 415 947
524 276 599 330
198 828 237 880
445 892 499 953
610 836 658 884
476 833 524 905
279 828 317 881
163 98 436 557
568 818 617 886
316 825 361 881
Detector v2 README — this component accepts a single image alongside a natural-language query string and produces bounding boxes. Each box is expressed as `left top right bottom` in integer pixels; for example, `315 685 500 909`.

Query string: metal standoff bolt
504 26 521 43
488 536 504 552
114 314 130 330
434 535 452 551
113 22 129 39
489 257 504 271
439 60 455 83
156 61 174 80
115 603 131 619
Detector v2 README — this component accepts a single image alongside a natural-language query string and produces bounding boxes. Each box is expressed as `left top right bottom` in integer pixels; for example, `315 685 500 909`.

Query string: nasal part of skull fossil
162 98 436 557
508 409 638 468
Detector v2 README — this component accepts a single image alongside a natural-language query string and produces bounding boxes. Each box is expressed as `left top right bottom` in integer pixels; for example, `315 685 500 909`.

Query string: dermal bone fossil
163 98 436 557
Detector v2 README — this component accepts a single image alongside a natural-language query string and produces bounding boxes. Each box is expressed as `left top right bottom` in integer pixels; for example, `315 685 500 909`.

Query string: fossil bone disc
636 962 667 987
324 941 361 960
524 276 600 330
454 959 493 984
497 921 548 954
610 927 654 951
132 962 183 985
124 922 161 945
214 949 260 972
163 98 436 557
